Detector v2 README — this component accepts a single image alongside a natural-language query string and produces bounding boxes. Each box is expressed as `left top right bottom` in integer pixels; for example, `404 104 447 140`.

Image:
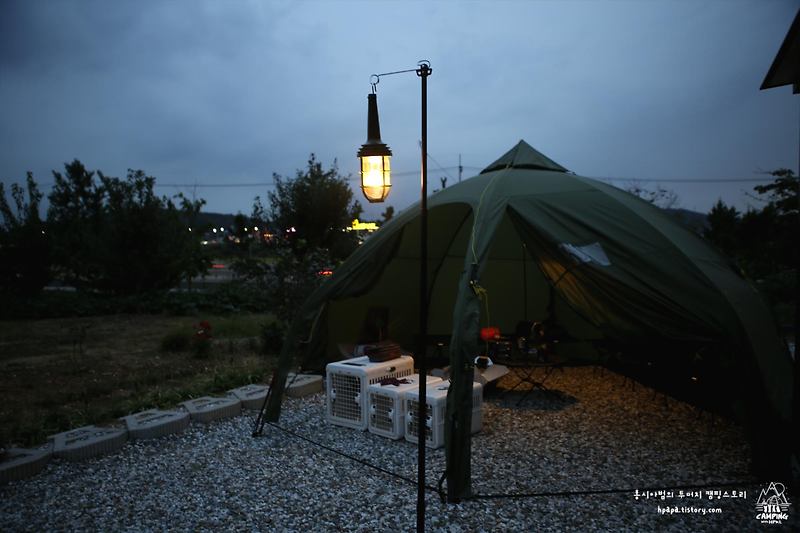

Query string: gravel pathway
2 366 795 532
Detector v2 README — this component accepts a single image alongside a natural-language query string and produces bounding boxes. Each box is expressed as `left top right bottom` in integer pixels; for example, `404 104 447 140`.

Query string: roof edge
760 8 800 92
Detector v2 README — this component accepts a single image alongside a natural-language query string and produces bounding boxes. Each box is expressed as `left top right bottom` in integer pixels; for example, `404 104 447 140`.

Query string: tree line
1 158 794 324
703 169 797 314
0 155 369 309
625 169 796 318
0 160 207 299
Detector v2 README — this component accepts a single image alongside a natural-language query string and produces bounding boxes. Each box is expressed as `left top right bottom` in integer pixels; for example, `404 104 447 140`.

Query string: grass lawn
0 313 280 449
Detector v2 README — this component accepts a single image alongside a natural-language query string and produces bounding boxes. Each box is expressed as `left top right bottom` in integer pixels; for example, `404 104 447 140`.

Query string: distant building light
213 228 217 233
254 226 259 231
347 218 380 232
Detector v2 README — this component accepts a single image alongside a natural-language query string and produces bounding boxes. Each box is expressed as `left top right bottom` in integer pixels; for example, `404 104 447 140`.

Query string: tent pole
523 243 528 322
417 61 431 533
794 105 799 484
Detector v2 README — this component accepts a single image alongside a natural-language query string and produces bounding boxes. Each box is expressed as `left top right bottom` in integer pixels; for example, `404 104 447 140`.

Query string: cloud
0 0 797 221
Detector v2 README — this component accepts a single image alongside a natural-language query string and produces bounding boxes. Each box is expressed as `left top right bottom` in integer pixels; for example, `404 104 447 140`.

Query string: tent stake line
261 421 443 495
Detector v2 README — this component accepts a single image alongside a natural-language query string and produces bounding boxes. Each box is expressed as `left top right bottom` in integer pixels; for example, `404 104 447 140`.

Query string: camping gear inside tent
262 140 793 500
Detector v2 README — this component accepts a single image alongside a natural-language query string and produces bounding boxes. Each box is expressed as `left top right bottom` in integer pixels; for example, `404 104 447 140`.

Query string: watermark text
657 506 722 516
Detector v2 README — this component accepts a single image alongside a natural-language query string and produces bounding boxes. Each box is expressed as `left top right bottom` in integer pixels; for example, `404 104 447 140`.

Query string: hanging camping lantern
357 93 392 203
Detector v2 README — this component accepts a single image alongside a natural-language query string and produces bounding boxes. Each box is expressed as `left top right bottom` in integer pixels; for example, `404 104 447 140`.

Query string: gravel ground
2 366 797 532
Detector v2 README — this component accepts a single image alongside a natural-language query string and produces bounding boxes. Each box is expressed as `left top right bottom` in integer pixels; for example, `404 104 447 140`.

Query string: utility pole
458 154 462 183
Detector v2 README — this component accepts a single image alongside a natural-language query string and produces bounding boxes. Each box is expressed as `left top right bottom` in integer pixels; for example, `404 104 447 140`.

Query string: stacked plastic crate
405 381 483 449
367 374 442 440
326 355 414 430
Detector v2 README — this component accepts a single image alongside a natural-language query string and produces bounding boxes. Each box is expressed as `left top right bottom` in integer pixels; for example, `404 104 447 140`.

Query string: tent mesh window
330 374 361 423
370 394 394 433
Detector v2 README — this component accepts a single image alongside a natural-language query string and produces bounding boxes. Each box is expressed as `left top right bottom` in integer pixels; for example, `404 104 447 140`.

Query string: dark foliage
381 205 395 224
230 238 334 325
0 173 52 295
45 160 208 298
704 200 741 259
267 154 362 261
260 320 286 356
703 169 797 311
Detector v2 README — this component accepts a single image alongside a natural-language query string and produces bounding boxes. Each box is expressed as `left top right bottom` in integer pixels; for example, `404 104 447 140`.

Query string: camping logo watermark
755 482 791 525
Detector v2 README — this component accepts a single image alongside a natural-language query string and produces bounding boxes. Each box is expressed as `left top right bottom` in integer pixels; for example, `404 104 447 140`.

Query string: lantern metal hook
370 74 379 94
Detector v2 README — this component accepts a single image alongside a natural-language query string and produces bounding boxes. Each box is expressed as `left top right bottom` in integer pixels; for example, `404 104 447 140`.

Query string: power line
148 174 777 187
588 176 777 184
418 142 455 182
22 170 776 190
156 182 282 187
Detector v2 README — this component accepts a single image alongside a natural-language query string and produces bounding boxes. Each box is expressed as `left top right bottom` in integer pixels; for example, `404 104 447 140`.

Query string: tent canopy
264 141 793 497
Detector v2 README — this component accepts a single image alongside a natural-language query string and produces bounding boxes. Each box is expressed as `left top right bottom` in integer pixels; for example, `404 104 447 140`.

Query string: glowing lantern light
357 93 392 203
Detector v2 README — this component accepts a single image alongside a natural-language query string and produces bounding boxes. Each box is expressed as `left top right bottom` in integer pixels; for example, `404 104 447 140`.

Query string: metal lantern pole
360 60 432 532
416 60 431 533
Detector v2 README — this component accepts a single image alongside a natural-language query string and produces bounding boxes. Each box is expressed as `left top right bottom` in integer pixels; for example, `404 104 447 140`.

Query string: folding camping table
501 354 567 406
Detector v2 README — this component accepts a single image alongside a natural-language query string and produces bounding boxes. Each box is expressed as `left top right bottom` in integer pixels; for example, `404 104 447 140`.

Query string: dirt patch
0 314 276 448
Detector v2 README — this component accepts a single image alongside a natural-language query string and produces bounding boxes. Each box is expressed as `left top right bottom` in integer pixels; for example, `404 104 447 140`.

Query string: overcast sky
1 0 798 222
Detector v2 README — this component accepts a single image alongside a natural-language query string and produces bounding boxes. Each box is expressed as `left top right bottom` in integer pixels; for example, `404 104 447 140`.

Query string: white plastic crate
405 381 483 449
368 374 442 440
326 355 414 430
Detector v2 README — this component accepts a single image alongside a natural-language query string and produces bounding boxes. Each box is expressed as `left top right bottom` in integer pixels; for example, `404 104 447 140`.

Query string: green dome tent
263 140 792 499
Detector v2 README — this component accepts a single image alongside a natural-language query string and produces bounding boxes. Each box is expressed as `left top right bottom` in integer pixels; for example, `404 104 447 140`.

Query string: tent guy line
263 407 759 504
261 421 442 495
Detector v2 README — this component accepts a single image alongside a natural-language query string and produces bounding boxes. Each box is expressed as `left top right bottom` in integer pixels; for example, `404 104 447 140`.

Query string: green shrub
213 315 264 338
260 320 287 356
